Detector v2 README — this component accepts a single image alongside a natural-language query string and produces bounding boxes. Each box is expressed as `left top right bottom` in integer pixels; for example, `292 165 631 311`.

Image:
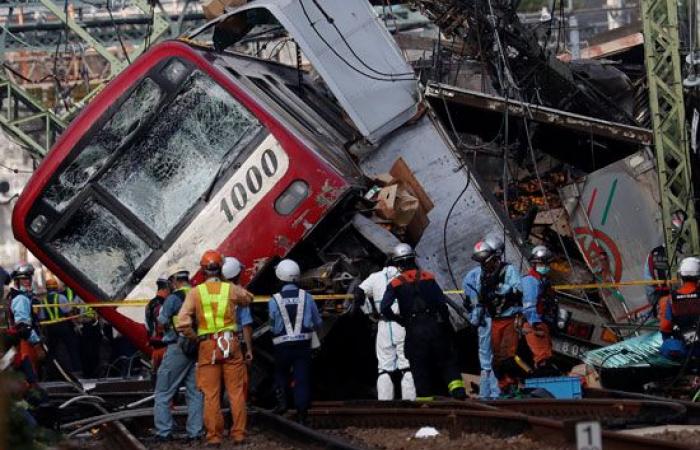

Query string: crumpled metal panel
583 331 679 368
360 113 525 327
208 0 419 144
559 150 662 323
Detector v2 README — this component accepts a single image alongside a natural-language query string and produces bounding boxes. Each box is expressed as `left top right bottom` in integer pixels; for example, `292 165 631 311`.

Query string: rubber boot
272 388 287 414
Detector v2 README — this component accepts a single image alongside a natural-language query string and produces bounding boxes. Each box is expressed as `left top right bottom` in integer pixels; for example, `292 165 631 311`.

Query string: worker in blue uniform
153 269 203 442
222 257 254 367
463 235 521 399
381 243 466 401
7 263 43 384
269 259 322 424
42 278 82 375
521 245 560 375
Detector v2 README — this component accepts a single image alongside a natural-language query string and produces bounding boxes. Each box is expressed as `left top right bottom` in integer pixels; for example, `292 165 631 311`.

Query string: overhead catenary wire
298 0 415 82
475 0 621 335
106 0 131 64
308 0 415 78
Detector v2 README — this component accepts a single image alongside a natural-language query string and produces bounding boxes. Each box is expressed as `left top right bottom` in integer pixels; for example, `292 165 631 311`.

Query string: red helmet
200 250 223 273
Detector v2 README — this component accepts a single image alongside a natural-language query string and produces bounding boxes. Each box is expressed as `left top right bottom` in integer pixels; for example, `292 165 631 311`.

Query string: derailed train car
12 0 607 390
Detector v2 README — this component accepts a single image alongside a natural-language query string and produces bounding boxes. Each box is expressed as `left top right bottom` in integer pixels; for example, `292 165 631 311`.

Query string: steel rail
305 406 698 450
311 398 688 426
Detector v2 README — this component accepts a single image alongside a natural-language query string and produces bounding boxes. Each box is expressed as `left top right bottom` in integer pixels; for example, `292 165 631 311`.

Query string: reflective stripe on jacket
197 283 238 336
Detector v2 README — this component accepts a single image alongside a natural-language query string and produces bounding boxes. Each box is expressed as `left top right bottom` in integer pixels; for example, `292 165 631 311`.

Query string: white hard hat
392 243 415 261
679 257 700 278
12 262 35 280
275 259 301 282
222 257 243 281
472 237 503 263
530 245 553 263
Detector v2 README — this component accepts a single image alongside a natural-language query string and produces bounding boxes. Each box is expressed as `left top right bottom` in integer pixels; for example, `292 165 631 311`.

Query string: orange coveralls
177 278 253 445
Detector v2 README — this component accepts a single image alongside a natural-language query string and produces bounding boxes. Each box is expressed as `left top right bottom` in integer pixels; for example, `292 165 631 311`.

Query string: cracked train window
99 70 262 239
43 78 163 211
48 199 150 297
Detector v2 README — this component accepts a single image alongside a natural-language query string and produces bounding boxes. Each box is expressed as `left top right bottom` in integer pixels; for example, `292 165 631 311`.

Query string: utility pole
641 0 700 266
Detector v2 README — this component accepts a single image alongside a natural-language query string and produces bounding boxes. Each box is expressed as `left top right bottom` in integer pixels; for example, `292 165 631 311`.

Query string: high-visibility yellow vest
197 283 237 336
67 287 97 320
45 293 61 321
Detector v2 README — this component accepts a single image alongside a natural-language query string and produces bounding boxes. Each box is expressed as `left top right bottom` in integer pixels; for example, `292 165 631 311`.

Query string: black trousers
274 341 312 413
80 322 101 378
46 322 82 375
404 318 462 398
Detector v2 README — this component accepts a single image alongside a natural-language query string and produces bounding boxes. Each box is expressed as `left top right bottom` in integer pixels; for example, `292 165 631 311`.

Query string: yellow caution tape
38 314 85 326
25 278 676 310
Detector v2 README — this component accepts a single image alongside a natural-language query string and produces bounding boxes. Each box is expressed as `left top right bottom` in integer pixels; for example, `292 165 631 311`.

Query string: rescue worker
7 263 43 384
42 278 82 375
354 256 416 400
463 235 521 398
176 250 254 446
521 246 559 375
145 274 170 376
269 259 323 424
73 291 101 379
153 269 203 442
659 256 700 360
222 257 254 366
645 212 686 310
381 244 466 401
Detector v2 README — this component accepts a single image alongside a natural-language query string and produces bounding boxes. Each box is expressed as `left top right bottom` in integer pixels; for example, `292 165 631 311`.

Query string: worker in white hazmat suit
353 246 416 401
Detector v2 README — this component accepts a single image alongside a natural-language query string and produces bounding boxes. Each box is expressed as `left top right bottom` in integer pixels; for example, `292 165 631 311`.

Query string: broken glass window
49 199 150 297
99 70 261 238
43 78 162 211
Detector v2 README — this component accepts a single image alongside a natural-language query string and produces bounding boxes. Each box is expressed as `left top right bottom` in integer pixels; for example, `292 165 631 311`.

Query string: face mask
536 265 550 275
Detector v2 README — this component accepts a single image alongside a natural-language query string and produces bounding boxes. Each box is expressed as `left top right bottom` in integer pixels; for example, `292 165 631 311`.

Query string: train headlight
30 215 48 235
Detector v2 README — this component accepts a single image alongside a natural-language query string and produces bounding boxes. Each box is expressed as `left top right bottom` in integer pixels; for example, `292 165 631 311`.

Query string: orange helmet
46 278 59 291
200 250 223 273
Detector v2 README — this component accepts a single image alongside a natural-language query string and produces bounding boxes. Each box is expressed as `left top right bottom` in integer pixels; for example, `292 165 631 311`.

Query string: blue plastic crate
524 376 582 399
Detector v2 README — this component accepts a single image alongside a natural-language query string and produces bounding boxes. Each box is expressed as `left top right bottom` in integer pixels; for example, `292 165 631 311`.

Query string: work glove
149 338 166 349
352 287 366 316
14 323 31 340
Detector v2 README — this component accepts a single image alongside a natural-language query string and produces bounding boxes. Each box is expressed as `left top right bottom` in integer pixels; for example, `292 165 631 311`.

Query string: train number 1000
219 148 279 223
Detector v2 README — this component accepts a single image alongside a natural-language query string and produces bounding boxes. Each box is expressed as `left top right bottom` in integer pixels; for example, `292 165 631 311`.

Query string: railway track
312 398 688 427
53 393 700 449
306 402 699 450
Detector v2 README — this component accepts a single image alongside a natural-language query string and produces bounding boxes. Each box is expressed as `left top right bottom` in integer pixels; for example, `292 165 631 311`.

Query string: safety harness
272 289 311 345
479 263 522 318
197 283 238 362
671 290 700 323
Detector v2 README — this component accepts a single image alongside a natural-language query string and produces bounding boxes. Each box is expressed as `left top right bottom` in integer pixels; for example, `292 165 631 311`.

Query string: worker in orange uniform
521 245 559 375
463 235 522 396
659 257 700 360
176 250 254 446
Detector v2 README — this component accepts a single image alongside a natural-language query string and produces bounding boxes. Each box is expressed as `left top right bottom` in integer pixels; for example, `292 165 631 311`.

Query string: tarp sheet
583 331 680 369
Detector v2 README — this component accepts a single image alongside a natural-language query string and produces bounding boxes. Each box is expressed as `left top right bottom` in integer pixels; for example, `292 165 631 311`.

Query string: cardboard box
201 0 246 19
370 158 433 242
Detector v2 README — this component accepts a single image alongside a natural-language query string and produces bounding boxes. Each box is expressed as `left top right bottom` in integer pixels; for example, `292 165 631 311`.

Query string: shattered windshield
43 78 162 210
99 70 261 238
49 199 150 297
